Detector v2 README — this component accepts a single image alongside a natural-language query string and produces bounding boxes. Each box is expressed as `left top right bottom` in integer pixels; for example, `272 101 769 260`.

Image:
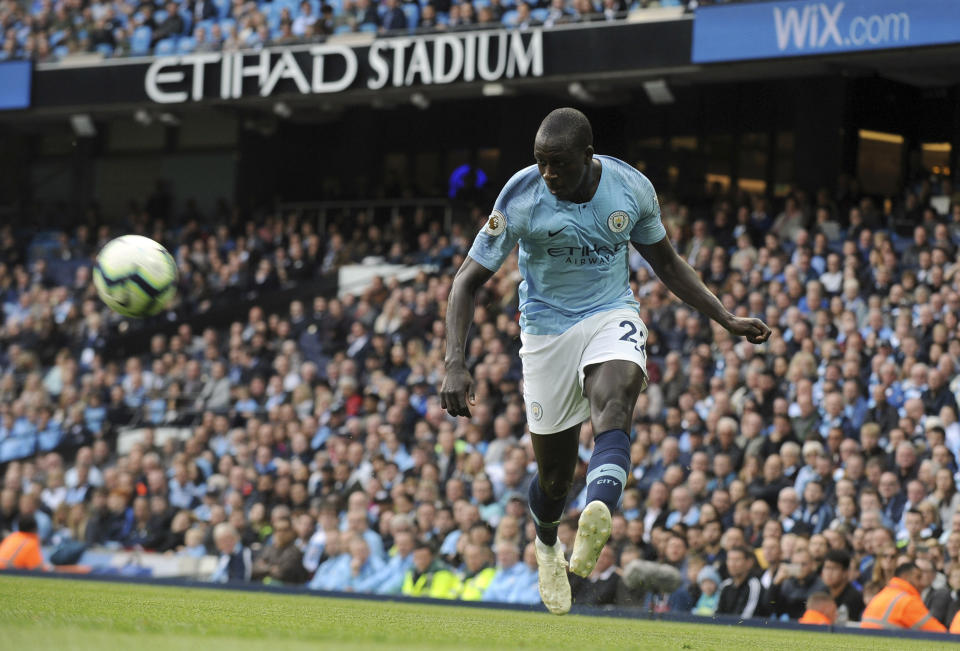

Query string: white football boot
569 501 612 577
535 538 572 615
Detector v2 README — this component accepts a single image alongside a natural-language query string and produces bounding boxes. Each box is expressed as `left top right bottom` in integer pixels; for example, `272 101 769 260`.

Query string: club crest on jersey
530 402 543 421
608 211 629 233
485 210 507 236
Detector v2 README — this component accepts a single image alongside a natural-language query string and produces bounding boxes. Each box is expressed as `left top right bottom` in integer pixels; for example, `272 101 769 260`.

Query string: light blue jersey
468 155 665 335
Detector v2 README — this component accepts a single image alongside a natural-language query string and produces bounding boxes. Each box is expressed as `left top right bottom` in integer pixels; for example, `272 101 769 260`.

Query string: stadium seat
154 9 169 22
436 11 449 24
473 0 489 8
213 0 231 18
53 45 69 58
38 428 63 452
177 36 196 53
95 42 114 56
197 19 216 34
500 9 517 25
49 29 66 46
220 18 236 32
402 4 419 29
179 10 193 34
334 24 353 34
0 437 35 463
131 26 153 55
530 7 548 22
359 22 378 32
155 37 178 55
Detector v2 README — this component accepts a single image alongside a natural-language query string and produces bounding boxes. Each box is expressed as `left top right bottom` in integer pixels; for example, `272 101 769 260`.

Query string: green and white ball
93 235 178 318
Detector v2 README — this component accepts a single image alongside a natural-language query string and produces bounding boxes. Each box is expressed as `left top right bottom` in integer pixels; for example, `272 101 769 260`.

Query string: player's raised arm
633 236 771 345
441 256 494 417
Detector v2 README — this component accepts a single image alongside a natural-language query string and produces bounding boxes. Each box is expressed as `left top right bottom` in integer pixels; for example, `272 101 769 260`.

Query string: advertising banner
693 0 960 63
28 21 692 109
0 61 32 110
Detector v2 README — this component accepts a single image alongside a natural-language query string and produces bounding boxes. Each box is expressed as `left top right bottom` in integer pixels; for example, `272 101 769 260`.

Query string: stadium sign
692 0 960 63
144 29 543 104
28 21 691 109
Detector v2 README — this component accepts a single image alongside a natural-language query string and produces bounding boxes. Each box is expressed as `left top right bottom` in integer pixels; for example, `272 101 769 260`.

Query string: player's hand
725 316 772 345
440 363 475 418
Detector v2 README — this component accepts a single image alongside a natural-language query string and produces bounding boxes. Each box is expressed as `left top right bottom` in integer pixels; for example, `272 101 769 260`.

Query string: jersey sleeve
629 172 667 245
467 175 527 272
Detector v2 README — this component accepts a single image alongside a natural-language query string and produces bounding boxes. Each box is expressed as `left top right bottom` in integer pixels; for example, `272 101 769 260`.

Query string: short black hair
536 108 593 151
894 561 918 578
18 513 37 534
824 548 850 568
414 541 436 554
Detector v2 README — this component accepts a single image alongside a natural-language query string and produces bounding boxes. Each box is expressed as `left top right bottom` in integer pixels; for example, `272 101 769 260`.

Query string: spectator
210 523 252 583
353 528 415 595
811 549 864 622
481 541 528 603
765 548 818 619
692 564 720 616
570 543 618 606
251 516 307 584
916 557 952 628
717 547 762 619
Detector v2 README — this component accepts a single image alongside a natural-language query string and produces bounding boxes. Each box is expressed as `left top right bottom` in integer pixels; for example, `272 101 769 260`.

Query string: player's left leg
569 359 645 577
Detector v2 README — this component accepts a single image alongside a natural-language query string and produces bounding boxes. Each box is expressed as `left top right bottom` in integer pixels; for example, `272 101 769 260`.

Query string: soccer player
440 108 771 615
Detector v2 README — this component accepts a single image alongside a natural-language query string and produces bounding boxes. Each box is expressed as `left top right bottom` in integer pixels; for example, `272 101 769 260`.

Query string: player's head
534 107 594 201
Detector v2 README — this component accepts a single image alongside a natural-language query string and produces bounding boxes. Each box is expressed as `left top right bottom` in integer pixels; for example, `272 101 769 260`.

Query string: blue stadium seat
213 0 231 18
436 11 449 24
131 25 152 55
38 428 64 453
473 0 489 8
177 36 196 52
49 29 67 45
155 37 178 55
359 22 378 32
53 45 69 58
198 18 216 33
334 24 353 34
220 18 236 32
95 42 114 56
154 9 169 22
402 3 419 29
0 437 35 463
179 10 193 34
500 9 517 25
530 7 548 21
659 0 681 5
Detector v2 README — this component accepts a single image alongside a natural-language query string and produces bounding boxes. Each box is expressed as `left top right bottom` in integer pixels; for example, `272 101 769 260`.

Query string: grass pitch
0 575 952 650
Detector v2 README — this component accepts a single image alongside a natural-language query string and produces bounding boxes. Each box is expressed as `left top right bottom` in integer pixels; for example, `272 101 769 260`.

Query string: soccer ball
93 235 178 318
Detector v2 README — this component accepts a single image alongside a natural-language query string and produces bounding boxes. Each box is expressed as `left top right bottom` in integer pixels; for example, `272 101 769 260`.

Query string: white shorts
520 308 648 435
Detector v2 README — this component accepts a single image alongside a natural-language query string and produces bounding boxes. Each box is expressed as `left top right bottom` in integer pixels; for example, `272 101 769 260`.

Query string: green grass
0 575 952 650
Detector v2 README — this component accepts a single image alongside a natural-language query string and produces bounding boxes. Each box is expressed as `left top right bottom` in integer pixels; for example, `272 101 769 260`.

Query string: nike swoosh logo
547 227 567 237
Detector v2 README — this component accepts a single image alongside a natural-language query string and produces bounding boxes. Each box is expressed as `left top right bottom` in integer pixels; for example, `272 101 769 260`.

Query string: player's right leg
530 427 579 616
520 323 590 615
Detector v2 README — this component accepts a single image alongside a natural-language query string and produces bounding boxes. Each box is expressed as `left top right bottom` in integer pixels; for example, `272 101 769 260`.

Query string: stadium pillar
792 79 846 195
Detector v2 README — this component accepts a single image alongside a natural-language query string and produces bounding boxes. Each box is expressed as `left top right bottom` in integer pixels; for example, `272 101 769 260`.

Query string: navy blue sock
585 429 630 513
528 473 565 546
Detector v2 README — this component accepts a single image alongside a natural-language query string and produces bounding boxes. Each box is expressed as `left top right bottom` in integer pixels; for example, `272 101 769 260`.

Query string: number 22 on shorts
618 320 645 354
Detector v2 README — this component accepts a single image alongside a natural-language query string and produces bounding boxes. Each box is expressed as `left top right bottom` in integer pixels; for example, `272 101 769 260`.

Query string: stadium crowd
0 0 705 62
4 176 960 631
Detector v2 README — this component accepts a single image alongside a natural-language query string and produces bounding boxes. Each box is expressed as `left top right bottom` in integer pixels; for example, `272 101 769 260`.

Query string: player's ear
584 145 594 164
